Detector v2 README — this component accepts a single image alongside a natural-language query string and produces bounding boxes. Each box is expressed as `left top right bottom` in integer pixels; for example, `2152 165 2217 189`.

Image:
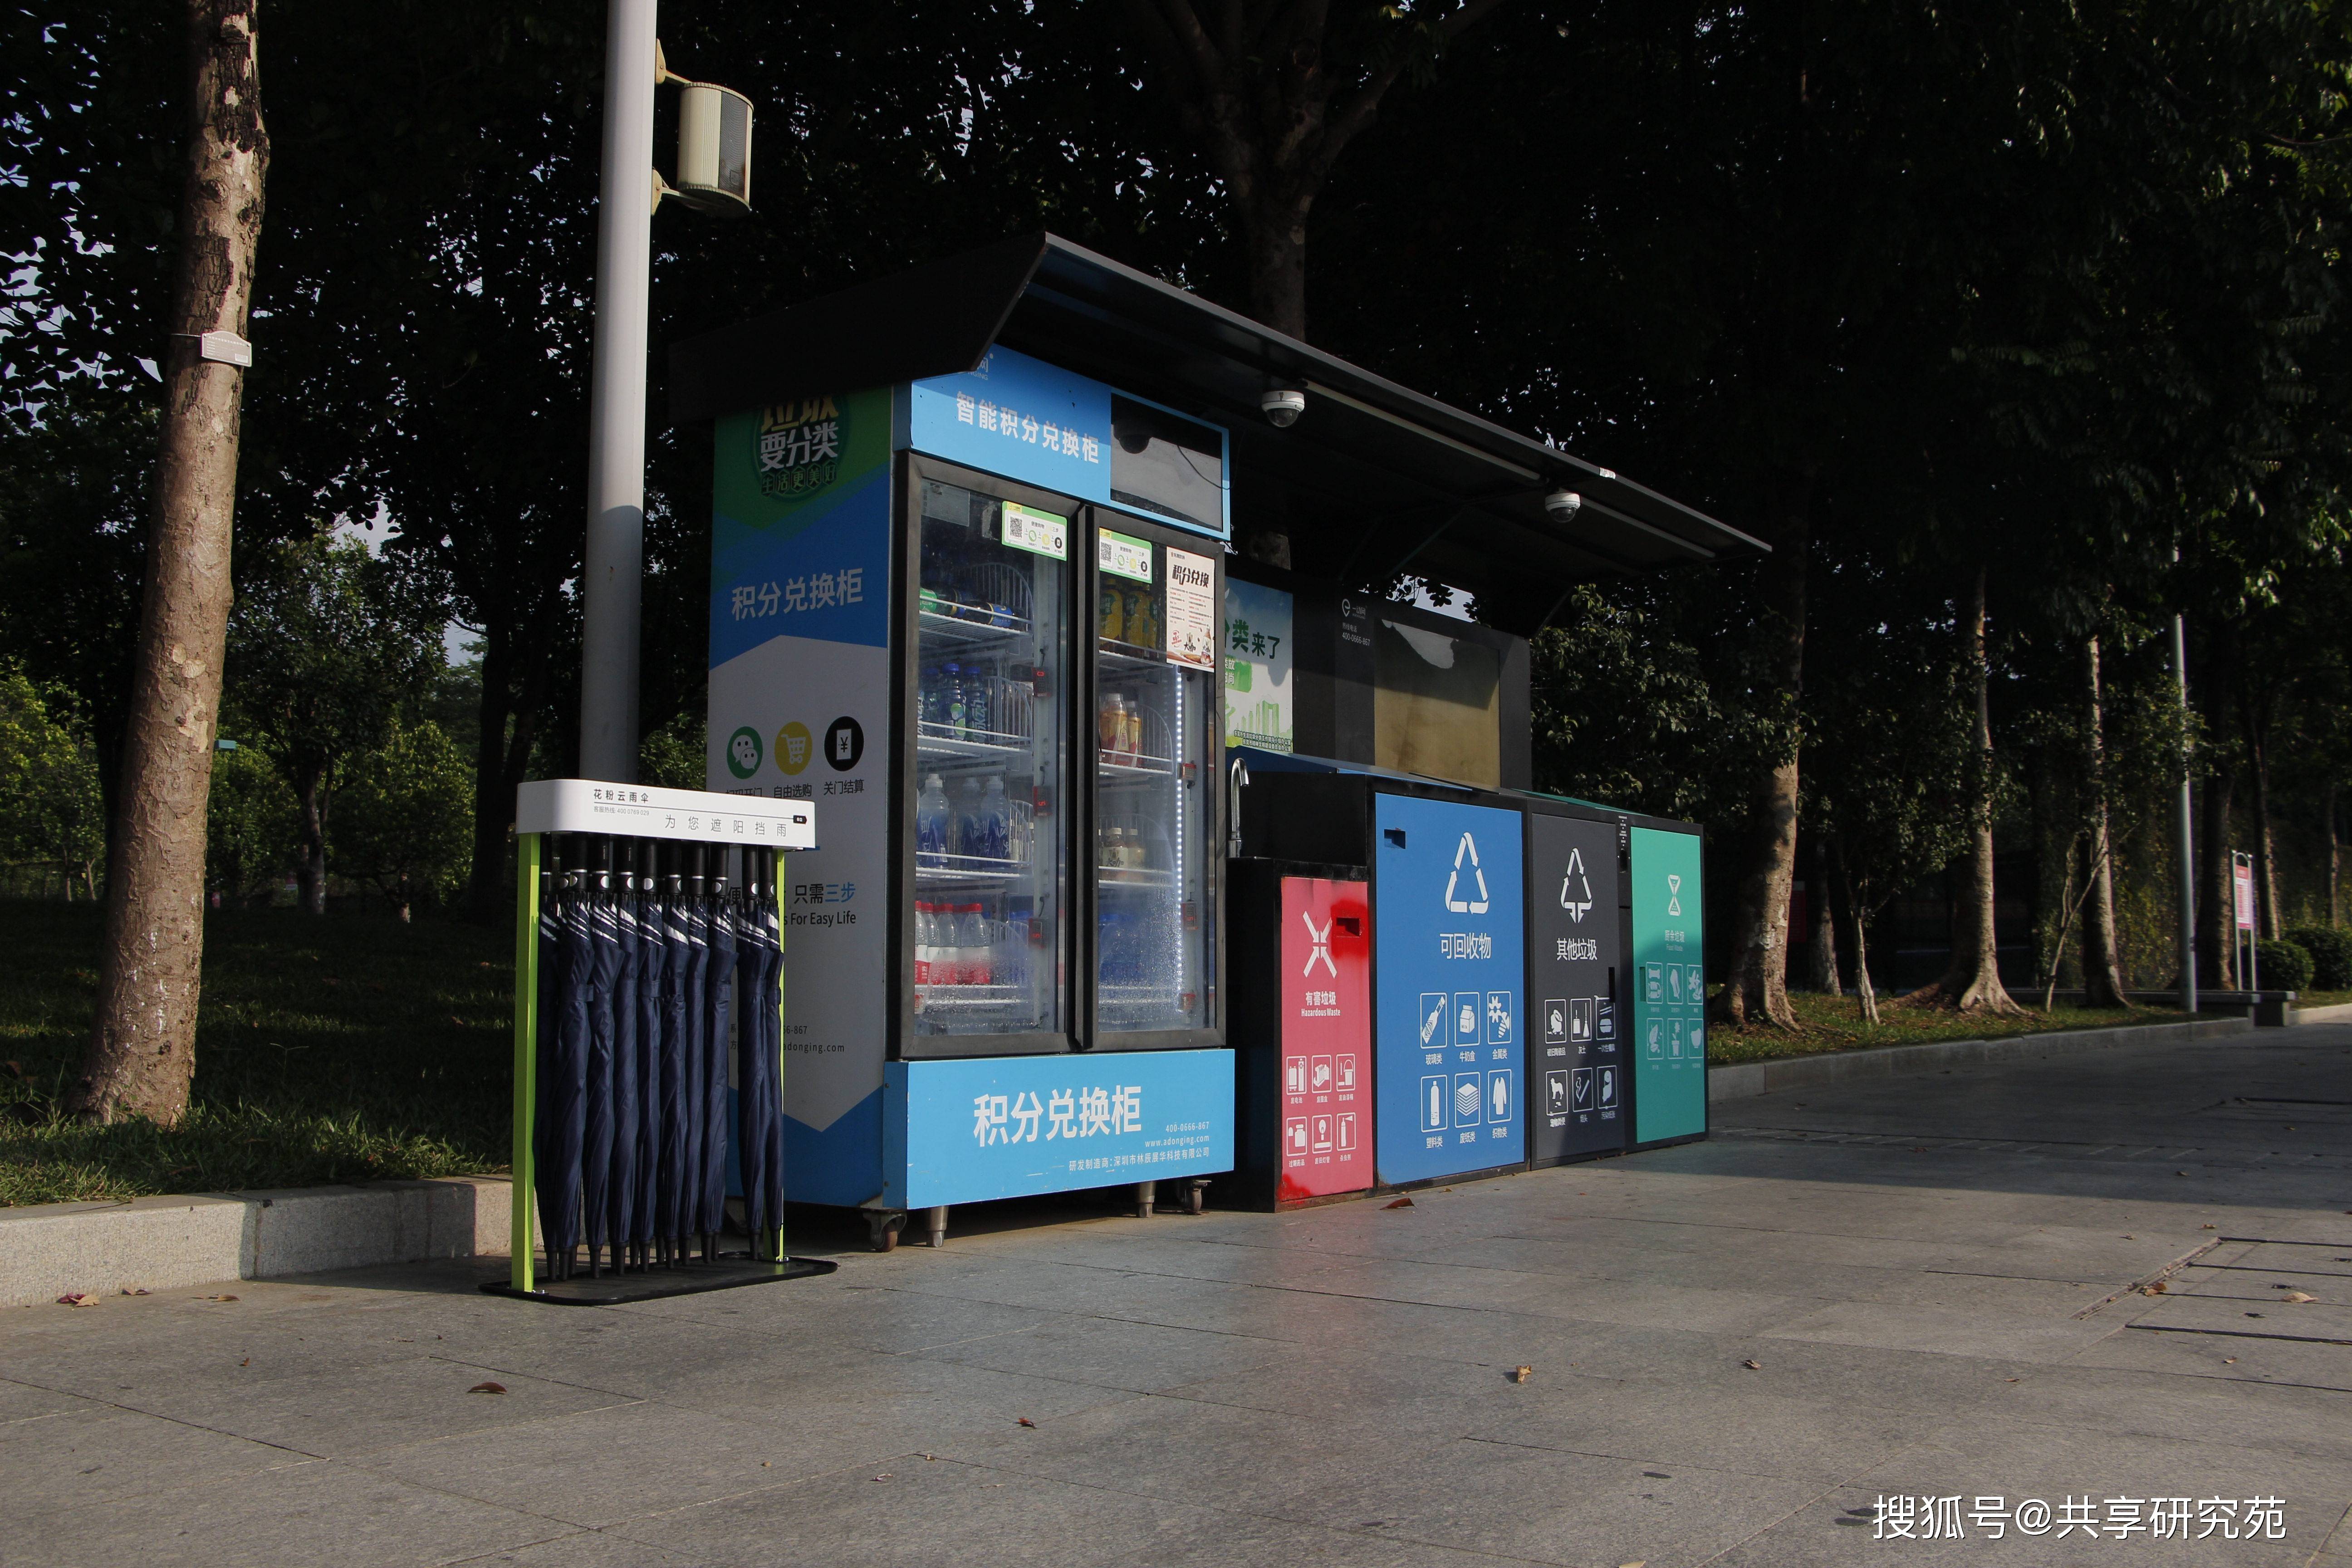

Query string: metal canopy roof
669 232 1763 634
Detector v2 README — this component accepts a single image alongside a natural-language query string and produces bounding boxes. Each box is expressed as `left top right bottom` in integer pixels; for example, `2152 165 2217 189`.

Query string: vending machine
704 349 1235 1242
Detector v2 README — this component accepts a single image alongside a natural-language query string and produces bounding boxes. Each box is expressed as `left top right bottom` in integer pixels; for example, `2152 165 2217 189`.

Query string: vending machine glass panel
1092 523 1220 1038
909 478 1068 1037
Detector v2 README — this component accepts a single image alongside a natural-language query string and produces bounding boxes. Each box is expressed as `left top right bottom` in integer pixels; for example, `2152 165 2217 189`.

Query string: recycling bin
1629 823 1707 1147
1371 786 1526 1187
1524 797 1630 1166
1230 860 1373 1208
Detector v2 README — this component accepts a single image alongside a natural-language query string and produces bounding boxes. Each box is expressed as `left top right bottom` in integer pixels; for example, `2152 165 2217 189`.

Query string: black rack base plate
481 1254 838 1306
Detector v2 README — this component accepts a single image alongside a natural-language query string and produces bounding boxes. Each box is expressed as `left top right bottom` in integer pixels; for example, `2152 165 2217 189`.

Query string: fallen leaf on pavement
2203 1223 2217 1229
240 1359 250 1367
2281 1291 2317 1304
1510 1366 1533 1382
872 1473 892 1481
199 1294 238 1303
119 1288 149 1296
1017 1417 1036 1428
55 1294 97 1308
1383 1196 1415 1209
1741 1359 1762 1370
2140 1283 2167 1295
2224 1357 2237 1364
468 1382 507 1395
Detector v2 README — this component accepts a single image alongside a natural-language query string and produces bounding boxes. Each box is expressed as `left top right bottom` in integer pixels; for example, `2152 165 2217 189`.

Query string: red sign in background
1277 877 1372 1200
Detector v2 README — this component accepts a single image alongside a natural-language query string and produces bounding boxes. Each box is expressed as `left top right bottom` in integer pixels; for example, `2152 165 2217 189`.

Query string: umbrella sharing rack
485 779 833 1305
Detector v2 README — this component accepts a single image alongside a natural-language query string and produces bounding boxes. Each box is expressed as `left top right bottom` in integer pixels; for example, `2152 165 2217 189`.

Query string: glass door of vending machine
901 466 1073 1055
1087 516 1224 1048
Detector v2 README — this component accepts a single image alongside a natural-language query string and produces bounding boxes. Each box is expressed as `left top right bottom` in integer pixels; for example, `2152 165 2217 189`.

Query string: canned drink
1124 589 1159 649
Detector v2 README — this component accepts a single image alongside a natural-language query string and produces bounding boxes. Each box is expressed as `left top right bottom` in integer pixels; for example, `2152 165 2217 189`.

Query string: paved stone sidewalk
3 1029 2348 1567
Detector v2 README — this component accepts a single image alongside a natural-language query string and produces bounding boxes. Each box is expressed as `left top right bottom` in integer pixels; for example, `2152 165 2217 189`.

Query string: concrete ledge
0 1176 521 1307
1707 1016 2255 1104
2288 1001 2352 1026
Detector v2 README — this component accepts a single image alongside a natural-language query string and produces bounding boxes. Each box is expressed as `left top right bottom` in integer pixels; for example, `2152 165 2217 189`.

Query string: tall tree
2078 631 2130 1006
1120 0 1505 336
74 0 269 1127
226 537 442 913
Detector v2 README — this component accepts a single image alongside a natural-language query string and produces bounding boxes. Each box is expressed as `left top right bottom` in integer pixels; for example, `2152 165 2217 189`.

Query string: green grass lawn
0 900 511 1207
1709 987 2216 1064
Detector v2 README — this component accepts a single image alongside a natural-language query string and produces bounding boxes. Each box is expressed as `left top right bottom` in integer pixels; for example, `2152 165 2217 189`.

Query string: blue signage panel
910 345 1113 504
884 1049 1235 1209
1372 794 1524 1185
907 345 1230 539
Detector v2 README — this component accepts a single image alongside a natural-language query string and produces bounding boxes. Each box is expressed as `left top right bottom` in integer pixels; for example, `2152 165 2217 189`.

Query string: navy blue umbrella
701 856 739 1251
532 842 563 1275
540 842 591 1281
735 849 785 1256
658 844 695 1258
581 841 621 1275
607 839 642 1269
633 841 665 1261
678 846 712 1258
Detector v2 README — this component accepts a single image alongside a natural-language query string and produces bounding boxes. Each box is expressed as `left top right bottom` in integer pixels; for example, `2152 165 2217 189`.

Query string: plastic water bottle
980 776 1010 863
944 665 967 737
958 903 991 985
913 902 934 1002
918 666 941 729
958 778 984 862
966 670 992 737
994 911 1026 990
916 775 949 867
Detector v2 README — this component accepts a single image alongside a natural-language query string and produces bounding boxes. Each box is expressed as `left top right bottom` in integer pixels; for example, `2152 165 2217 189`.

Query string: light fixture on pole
579 15 755 784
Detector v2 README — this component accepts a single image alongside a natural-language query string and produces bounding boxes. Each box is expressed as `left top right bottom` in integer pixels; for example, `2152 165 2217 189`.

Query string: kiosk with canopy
670 234 1757 1243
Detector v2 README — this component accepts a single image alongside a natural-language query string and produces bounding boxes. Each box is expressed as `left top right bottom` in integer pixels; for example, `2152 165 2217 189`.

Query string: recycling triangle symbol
1560 848 1592 923
1445 832 1490 915
1666 872 1683 917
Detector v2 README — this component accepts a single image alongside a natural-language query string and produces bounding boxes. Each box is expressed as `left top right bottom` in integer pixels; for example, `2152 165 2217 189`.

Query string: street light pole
2174 608 2196 1014
578 0 660 783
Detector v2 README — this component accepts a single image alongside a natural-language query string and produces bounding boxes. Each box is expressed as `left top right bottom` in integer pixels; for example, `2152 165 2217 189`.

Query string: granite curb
0 1176 523 1307
1706 1014 2256 1103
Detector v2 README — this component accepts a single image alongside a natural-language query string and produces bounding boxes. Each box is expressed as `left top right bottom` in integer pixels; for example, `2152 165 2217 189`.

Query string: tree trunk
1804 828 1840 993
1710 489 1810 1032
294 767 328 915
1837 853 1878 1025
72 0 268 1128
1240 187 1310 340
2198 768 2237 988
2079 633 2129 1007
1907 566 2023 1014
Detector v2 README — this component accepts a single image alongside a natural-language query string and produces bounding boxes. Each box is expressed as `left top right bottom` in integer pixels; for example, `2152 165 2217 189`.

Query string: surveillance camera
1545 489 1583 522
1260 387 1307 427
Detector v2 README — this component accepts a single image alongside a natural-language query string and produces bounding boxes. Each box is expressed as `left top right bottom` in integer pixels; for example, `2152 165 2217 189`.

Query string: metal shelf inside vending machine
916 723 1031 764
915 853 1029 889
918 605 1033 650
